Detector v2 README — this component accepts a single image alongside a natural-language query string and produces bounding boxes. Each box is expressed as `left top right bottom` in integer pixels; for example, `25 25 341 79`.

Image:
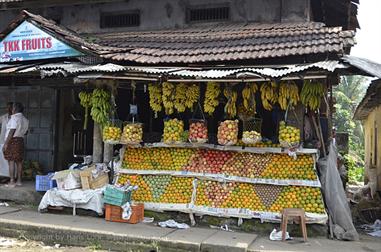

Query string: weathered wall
0 0 309 33
363 105 381 191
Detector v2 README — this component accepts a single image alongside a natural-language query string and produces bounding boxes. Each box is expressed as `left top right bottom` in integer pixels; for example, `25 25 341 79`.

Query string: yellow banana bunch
90 88 111 126
185 84 200 110
79 91 92 130
224 87 237 118
148 83 162 118
260 81 278 110
241 83 258 114
204 82 220 115
300 80 324 111
174 83 187 113
278 81 300 110
162 82 175 115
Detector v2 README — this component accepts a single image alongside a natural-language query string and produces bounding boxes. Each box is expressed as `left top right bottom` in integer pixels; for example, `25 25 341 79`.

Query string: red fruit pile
189 121 208 143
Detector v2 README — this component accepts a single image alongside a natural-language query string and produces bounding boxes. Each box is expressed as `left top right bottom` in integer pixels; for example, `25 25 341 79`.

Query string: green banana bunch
78 91 92 130
300 80 324 111
90 88 111 126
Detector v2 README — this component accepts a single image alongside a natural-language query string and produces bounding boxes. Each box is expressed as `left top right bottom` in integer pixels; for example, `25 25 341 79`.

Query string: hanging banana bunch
242 83 258 113
278 81 300 110
148 83 162 118
204 82 220 115
90 88 111 126
300 80 325 111
184 84 200 110
78 91 92 130
224 86 238 118
260 81 278 111
174 83 187 113
162 82 176 115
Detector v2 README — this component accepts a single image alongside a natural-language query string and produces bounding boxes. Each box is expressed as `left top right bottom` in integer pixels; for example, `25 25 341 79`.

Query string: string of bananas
204 82 220 115
278 81 300 110
300 80 324 111
185 84 200 110
90 88 111 126
162 82 176 115
78 91 92 130
242 83 258 113
174 83 187 113
224 86 238 118
260 81 278 111
148 83 162 118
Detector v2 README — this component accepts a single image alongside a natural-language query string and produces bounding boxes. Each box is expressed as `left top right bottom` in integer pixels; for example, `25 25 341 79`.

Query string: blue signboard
0 20 83 62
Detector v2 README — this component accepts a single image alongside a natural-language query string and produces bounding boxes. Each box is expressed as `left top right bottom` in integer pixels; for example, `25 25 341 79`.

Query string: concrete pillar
92 123 103 163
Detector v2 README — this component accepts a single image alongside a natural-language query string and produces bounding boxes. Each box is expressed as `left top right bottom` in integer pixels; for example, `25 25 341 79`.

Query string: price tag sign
130 104 138 115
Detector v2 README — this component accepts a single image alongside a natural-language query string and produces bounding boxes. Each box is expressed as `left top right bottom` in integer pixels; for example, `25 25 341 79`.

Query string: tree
333 75 369 183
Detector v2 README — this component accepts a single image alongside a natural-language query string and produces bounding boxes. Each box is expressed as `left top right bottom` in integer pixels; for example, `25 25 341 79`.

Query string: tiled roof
93 22 355 64
1 11 356 65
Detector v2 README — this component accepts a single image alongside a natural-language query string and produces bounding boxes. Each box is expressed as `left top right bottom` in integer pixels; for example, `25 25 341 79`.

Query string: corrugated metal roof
354 79 381 120
342 55 381 79
38 63 126 73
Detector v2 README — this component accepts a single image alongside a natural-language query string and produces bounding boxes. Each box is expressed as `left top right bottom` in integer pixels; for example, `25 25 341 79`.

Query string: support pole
93 123 103 163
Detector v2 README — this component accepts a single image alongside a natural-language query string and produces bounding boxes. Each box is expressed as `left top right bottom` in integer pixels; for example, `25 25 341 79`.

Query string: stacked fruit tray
117 146 327 223
121 147 319 186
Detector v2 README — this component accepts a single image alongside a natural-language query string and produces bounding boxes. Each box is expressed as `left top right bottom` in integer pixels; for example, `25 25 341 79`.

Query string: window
186 5 230 23
100 11 140 28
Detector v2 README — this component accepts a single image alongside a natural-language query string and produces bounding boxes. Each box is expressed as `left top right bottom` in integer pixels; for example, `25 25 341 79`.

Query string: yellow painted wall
363 105 381 191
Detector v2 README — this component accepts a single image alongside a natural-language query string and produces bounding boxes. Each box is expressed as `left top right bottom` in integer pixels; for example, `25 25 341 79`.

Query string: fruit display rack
115 144 327 224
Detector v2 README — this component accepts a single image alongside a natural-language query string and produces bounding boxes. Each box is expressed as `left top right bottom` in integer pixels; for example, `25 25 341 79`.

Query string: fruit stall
84 79 330 224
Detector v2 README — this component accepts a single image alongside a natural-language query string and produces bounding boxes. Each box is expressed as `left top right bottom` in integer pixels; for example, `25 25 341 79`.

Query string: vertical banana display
174 83 187 113
300 80 325 111
184 84 200 110
162 82 176 115
278 81 300 110
242 83 258 114
204 82 221 115
224 86 238 118
78 91 93 130
260 82 278 111
148 83 163 118
90 88 111 126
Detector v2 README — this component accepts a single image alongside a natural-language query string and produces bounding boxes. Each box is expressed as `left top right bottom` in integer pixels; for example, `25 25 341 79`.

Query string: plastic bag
163 118 185 144
189 119 208 144
269 228 291 241
103 119 122 144
217 120 238 146
120 122 143 145
318 143 359 241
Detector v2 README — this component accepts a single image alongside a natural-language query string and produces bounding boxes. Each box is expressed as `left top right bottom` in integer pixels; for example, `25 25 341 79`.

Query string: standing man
3 102 29 187
0 102 13 182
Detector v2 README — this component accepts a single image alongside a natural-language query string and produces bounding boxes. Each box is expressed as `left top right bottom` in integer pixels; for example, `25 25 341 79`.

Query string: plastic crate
103 185 132 206
105 203 144 224
35 173 57 192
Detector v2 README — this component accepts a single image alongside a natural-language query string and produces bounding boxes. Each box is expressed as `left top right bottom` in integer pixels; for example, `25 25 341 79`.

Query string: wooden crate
105 203 144 224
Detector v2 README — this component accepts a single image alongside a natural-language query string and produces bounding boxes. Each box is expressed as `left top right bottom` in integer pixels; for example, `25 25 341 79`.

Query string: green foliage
334 76 369 182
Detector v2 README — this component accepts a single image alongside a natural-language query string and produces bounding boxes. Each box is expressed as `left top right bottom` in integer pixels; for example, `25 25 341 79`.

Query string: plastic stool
281 208 307 242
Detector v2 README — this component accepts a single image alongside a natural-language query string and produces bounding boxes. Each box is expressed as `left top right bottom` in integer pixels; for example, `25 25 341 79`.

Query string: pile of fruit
242 130 261 144
117 174 193 204
103 125 121 144
163 119 184 144
269 186 325 213
217 120 238 145
120 123 143 145
189 120 208 143
122 148 316 181
278 121 300 148
261 154 316 180
184 150 234 174
123 147 196 171
195 180 325 213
